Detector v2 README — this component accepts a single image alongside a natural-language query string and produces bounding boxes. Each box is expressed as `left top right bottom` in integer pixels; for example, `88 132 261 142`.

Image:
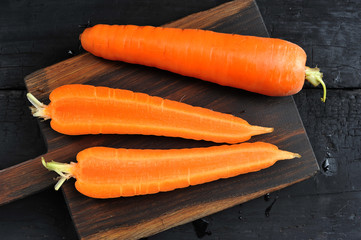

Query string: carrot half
80 24 326 102
27 84 273 144
42 142 300 198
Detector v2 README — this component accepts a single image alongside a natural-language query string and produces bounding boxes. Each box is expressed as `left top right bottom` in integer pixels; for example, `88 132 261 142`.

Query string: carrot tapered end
251 126 274 136
278 150 301 161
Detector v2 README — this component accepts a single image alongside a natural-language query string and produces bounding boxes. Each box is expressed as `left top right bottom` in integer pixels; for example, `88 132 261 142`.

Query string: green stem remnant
305 67 327 102
42 157 74 190
26 93 50 120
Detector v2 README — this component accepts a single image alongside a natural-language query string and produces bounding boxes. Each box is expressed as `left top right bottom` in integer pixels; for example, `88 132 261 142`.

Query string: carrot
27 84 273 144
41 142 300 198
80 24 326 102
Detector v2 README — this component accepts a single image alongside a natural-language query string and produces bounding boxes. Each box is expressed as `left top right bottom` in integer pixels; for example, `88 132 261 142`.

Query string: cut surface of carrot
42 142 301 198
80 24 326 101
27 84 273 143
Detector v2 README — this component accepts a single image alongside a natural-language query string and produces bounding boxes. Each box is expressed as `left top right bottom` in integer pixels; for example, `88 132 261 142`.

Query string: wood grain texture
0 0 232 89
294 90 361 194
151 189 361 240
0 0 278 206
0 90 46 169
1 0 318 239
257 0 361 89
257 0 361 196
153 0 361 237
68 1 316 239
0 188 78 240
5 0 361 239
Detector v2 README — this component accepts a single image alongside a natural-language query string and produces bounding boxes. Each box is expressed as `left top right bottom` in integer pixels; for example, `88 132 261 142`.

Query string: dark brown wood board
0 0 318 239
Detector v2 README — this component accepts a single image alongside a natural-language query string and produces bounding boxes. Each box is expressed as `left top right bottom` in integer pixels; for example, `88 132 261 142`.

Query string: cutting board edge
77 171 318 240
289 96 320 171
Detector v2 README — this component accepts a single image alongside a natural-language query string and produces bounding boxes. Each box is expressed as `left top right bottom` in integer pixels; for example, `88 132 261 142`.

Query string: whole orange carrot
80 24 326 101
27 84 273 143
42 142 300 198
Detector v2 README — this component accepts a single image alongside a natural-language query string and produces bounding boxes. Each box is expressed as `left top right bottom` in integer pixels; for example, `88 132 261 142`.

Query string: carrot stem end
26 93 51 120
41 157 73 190
305 67 327 102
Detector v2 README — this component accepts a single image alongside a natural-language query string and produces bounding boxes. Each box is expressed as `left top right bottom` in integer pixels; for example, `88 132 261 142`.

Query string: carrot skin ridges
80 24 307 96
53 142 300 198
37 84 273 143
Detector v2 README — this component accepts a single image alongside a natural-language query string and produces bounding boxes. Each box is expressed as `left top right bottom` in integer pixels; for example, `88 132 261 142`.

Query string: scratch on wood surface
333 200 351 216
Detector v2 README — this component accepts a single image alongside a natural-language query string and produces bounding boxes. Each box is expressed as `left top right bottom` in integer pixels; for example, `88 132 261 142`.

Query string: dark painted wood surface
0 0 360 239
19 1 316 239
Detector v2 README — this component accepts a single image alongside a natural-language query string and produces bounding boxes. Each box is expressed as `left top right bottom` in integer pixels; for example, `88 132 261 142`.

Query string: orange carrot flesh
42 142 300 198
27 84 273 143
80 24 326 100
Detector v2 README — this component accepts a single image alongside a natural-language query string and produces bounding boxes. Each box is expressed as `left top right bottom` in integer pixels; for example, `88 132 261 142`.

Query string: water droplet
264 193 271 201
265 196 278 217
78 19 92 28
334 71 341 83
192 219 211 238
321 158 337 176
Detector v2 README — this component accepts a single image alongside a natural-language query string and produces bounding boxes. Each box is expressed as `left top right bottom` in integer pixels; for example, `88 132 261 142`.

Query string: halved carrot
80 24 326 101
27 84 273 143
42 142 300 198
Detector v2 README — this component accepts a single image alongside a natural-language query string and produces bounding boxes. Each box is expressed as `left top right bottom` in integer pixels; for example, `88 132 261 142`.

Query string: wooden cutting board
1 0 319 239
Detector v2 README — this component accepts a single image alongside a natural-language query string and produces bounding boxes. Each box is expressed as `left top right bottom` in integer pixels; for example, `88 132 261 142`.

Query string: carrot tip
279 151 301 161
305 66 327 102
253 126 274 135
267 127 274 133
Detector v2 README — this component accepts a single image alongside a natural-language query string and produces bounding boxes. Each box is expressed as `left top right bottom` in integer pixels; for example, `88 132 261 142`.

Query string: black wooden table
1 0 360 239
